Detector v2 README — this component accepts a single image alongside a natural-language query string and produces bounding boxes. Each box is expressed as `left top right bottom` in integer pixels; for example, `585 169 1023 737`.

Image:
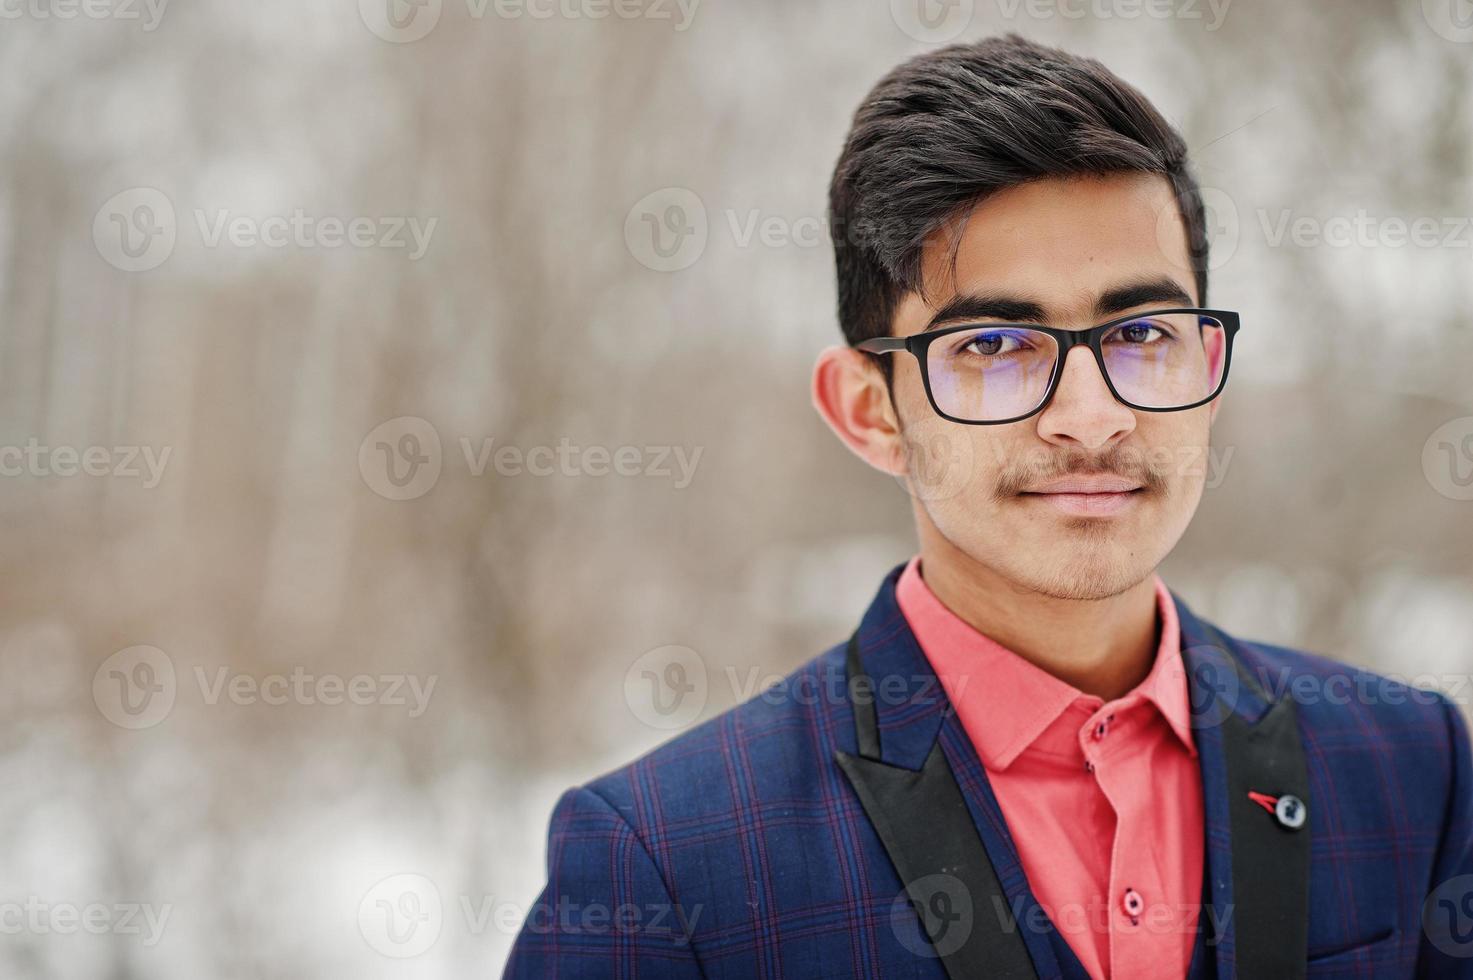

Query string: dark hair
828 34 1208 351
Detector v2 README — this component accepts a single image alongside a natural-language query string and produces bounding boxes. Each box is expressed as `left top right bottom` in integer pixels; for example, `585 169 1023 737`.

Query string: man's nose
1033 346 1137 450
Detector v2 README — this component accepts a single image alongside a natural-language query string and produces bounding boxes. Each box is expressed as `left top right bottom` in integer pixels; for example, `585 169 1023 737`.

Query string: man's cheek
897 415 980 504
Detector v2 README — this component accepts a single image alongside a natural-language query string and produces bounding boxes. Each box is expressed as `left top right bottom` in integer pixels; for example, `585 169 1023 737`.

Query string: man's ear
811 346 907 477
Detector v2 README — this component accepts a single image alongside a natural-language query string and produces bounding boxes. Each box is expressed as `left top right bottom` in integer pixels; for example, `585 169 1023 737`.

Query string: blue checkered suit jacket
506 566 1473 978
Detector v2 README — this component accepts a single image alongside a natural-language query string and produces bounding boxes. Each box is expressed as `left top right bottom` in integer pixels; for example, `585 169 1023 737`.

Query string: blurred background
1 0 1471 975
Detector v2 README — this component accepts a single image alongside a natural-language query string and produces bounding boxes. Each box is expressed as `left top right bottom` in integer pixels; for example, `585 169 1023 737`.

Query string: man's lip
1020 476 1143 494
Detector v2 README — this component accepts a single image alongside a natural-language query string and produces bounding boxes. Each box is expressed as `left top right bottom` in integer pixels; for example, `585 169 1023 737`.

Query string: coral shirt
895 557 1204 980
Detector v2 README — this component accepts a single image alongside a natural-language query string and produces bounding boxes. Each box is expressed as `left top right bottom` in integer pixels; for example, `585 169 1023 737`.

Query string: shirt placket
1079 701 1169 980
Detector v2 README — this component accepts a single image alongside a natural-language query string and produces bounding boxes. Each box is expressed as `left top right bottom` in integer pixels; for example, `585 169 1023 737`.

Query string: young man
507 35 1473 979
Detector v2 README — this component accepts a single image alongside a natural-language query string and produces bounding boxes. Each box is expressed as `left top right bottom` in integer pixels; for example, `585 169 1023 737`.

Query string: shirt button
1122 888 1144 923
1092 714 1115 741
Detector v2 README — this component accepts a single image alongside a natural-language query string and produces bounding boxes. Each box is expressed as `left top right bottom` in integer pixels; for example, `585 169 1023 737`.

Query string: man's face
886 173 1219 600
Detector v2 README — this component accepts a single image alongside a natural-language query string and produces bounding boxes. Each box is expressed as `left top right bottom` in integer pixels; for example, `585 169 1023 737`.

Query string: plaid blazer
506 565 1473 978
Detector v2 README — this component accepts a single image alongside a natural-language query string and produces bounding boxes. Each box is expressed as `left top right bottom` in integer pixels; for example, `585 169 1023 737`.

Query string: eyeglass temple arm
855 338 907 353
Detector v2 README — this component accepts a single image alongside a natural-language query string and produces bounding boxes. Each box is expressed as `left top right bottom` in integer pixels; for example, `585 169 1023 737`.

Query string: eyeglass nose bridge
1036 327 1125 414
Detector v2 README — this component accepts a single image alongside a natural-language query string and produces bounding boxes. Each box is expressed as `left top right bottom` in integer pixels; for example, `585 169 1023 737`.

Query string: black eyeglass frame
855 307 1241 425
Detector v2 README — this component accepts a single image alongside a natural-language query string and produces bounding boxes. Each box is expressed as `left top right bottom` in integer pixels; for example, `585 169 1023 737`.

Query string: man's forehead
899 174 1196 330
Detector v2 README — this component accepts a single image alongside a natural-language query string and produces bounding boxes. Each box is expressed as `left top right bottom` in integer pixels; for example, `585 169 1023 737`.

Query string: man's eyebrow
1093 278 1195 317
923 277 1195 331
925 294 1049 329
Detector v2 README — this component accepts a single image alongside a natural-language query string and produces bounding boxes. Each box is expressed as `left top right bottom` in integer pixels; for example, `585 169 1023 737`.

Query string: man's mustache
993 446 1171 499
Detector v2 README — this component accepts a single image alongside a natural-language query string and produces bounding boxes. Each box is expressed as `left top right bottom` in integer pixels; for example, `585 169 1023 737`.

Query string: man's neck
915 537 1161 702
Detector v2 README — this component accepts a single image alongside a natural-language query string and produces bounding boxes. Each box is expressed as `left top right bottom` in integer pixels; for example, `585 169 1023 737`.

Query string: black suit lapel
1180 599 1312 979
836 634 1039 979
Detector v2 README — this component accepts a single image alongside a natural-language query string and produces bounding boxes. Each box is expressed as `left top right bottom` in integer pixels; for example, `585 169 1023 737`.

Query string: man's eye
1107 320 1169 344
959 330 1027 356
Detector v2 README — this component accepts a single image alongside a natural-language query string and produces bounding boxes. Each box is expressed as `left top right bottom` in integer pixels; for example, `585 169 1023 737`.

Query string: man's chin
1000 537 1155 601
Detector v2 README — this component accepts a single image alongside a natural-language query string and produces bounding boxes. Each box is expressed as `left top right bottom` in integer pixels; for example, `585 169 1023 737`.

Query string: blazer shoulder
1230 634 1466 779
580 639 852 827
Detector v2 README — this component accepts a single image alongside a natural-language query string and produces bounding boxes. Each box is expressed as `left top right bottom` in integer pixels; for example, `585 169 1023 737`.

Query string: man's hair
828 34 1209 351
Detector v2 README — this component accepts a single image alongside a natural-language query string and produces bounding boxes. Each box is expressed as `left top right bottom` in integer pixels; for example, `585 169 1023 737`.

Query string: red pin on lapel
1248 790 1307 830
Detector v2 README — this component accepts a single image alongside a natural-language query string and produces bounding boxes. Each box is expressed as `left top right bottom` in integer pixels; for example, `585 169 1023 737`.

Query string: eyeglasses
856 307 1240 425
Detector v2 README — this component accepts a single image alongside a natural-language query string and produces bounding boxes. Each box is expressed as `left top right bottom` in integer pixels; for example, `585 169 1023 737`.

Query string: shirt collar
895 556 1197 770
